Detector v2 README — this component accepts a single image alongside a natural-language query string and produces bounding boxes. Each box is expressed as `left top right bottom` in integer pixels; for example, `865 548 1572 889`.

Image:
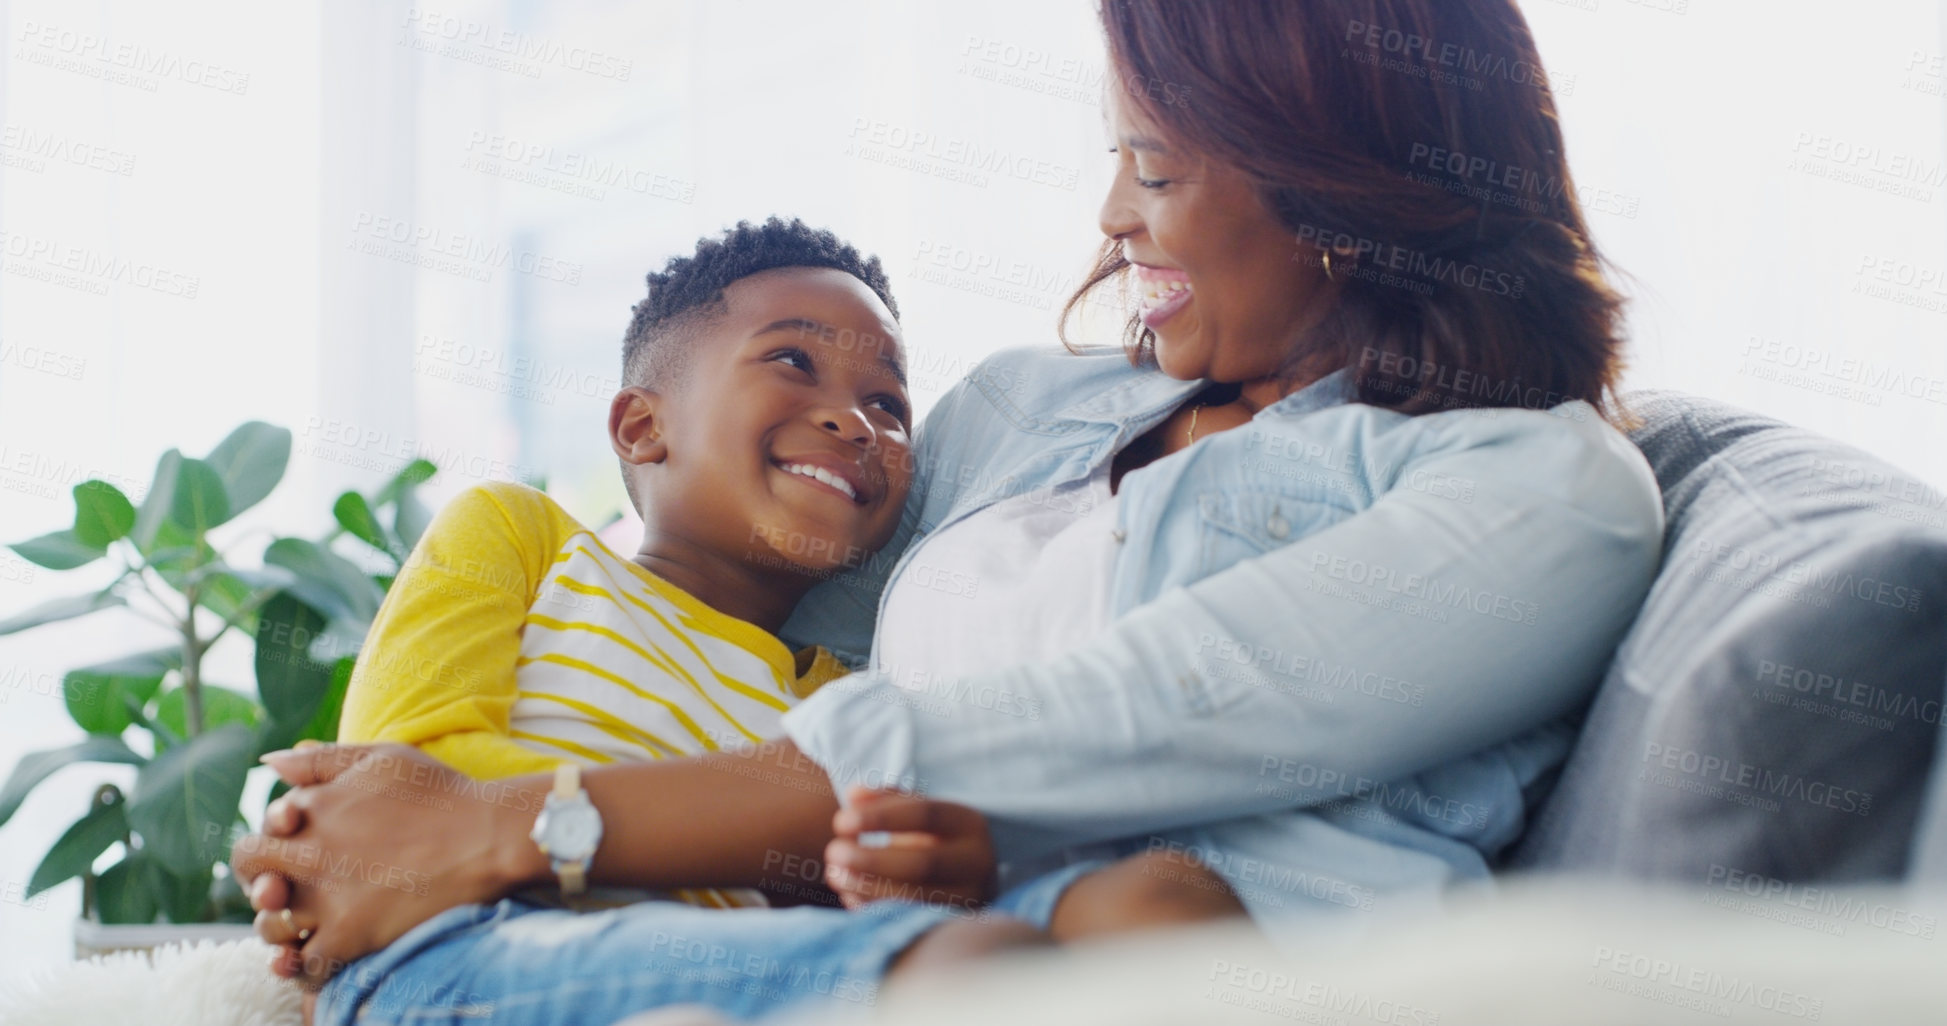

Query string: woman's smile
1133 262 1194 328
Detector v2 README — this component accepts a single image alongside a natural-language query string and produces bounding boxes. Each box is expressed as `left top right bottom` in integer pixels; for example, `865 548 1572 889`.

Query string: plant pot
72 917 258 959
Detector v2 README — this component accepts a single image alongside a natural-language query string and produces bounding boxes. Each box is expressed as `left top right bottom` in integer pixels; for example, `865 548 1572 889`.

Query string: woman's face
1100 85 1327 384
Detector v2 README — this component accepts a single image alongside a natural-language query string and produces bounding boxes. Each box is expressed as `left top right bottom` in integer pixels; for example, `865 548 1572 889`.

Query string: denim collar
1259 367 1357 419
1053 358 1358 426
1053 349 1205 426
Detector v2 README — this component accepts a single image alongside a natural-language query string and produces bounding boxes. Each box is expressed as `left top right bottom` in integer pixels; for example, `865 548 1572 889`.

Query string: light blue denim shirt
780 344 1662 939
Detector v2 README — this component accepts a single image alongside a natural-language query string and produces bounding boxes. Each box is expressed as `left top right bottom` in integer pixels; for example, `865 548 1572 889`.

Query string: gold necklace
1185 383 1248 445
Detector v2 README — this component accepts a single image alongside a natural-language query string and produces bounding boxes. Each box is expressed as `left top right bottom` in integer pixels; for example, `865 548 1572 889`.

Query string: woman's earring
1321 249 1336 282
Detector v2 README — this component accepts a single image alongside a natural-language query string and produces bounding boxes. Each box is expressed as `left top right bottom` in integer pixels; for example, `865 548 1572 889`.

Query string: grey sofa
1509 391 1947 883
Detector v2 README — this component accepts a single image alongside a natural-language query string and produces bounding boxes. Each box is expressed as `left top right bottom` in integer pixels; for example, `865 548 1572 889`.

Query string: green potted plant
0 421 436 954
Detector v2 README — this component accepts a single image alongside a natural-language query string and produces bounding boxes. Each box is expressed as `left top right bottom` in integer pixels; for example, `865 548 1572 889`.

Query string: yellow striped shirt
337 481 849 909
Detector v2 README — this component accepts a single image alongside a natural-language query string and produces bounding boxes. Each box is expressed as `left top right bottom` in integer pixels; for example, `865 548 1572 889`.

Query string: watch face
542 803 601 859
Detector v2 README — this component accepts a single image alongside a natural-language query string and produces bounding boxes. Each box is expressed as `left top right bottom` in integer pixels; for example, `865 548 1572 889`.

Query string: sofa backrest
1508 390 1947 884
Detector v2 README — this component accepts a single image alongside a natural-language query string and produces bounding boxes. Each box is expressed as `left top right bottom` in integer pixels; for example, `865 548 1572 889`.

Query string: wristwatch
529 763 603 895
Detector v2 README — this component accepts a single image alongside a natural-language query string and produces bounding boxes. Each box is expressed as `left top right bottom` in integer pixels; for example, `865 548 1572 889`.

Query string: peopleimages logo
1641 742 1873 816
401 9 632 80
1 124 137 176
1256 757 1482 827
1306 552 1541 626
461 132 693 203
1342 19 1575 96
15 21 250 95
1588 948 1821 1021
1293 224 1525 299
846 118 1081 191
1685 538 1924 614
0 230 200 298
1706 864 1937 937
1198 633 1425 706
1753 659 1942 729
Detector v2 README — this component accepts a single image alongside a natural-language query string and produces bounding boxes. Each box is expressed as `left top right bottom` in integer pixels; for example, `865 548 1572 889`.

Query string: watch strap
545 762 591 896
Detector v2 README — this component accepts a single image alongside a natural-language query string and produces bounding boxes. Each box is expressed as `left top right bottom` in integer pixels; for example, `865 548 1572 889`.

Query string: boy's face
619 267 914 575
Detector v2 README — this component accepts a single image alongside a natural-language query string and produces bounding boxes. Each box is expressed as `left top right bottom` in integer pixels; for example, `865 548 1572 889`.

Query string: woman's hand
230 742 545 987
822 786 997 916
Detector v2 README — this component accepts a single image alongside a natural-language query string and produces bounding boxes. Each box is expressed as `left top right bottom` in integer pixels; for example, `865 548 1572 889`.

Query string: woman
237 1 1663 1021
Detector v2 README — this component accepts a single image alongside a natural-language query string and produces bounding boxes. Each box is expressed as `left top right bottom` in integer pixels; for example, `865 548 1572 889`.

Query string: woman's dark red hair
1065 0 1628 420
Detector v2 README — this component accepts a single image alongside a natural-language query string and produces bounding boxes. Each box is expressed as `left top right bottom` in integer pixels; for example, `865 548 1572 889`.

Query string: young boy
335 216 1243 934
337 217 918 909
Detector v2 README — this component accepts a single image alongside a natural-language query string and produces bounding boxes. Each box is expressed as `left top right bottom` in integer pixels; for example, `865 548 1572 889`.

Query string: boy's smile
774 454 869 505
610 266 913 630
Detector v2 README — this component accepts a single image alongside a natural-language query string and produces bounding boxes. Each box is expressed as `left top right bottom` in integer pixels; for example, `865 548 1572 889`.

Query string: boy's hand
823 786 996 915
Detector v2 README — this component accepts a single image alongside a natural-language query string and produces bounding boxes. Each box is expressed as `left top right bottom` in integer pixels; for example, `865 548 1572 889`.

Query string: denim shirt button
1266 511 1290 540
1110 528 1127 543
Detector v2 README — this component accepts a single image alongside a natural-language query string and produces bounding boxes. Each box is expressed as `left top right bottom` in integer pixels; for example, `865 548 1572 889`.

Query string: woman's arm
782 405 1666 860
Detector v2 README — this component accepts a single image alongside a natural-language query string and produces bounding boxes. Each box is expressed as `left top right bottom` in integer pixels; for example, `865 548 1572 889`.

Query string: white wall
1 0 1943 981
1525 0 1947 490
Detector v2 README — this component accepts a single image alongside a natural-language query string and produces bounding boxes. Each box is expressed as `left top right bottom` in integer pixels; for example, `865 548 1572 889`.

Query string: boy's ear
610 387 668 466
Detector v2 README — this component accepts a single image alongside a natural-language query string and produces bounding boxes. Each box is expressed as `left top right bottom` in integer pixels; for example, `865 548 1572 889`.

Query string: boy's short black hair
621 216 900 389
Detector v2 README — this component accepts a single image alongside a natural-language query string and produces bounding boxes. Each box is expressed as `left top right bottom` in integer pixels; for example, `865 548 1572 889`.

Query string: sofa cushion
1508 390 1947 883
1911 673 1947 878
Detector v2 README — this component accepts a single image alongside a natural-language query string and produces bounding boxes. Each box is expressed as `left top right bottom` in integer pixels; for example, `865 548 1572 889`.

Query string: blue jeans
315 861 1104 1025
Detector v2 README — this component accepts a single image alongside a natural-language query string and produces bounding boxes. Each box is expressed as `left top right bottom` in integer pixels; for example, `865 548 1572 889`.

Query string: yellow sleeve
789 646 853 699
336 482 575 779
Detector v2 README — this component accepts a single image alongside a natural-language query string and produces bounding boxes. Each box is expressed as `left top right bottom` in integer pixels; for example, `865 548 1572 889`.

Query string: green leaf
130 450 184 553
392 489 432 551
203 422 290 520
0 738 144 827
150 547 211 596
78 648 184 678
126 724 255 876
93 856 158 924
190 564 298 627
0 589 126 636
306 658 354 742
262 656 352 752
144 713 185 754
196 564 298 593
28 794 127 897
262 538 383 624
143 543 199 573
71 480 136 548
209 866 252 922
254 594 335 727
333 491 388 551
194 570 254 625
168 457 231 534
151 860 214 923
154 686 261 739
9 529 105 570
374 458 438 505
309 617 368 664
64 649 177 735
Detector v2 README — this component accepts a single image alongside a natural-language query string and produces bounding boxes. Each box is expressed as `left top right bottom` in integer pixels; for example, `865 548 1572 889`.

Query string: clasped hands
230 742 999 988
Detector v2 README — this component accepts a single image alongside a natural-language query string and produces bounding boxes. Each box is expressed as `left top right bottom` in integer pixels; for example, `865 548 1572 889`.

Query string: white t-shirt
876 466 1121 688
